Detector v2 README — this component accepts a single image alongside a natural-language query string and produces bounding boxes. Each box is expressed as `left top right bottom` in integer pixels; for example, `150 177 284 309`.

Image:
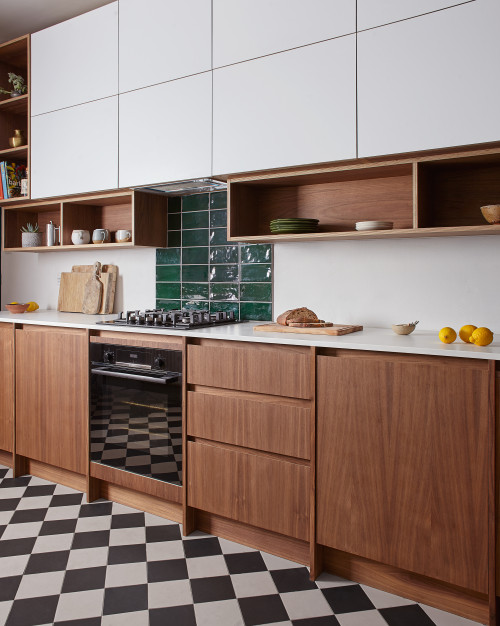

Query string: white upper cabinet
358 0 500 158
357 0 474 30
119 0 211 92
31 97 118 198
31 2 118 116
213 36 356 175
213 0 355 67
119 73 212 187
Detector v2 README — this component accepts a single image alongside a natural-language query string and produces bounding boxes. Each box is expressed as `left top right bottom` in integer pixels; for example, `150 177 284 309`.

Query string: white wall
1 247 156 313
274 236 500 332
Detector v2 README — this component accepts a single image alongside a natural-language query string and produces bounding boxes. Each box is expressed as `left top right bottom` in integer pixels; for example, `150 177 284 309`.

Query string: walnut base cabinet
0 323 14 459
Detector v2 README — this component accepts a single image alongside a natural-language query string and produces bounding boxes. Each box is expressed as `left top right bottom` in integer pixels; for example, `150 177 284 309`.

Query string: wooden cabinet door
358 0 500 157
357 0 470 30
213 36 356 175
119 0 211 92
317 354 489 593
31 2 118 115
213 0 355 67
16 327 88 475
31 97 118 198
0 324 14 453
119 73 211 187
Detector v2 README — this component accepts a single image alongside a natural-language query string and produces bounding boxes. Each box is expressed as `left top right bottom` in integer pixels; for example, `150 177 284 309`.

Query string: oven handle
91 367 177 385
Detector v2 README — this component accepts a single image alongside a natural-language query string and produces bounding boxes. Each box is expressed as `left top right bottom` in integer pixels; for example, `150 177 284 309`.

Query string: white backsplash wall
1 248 156 312
274 236 500 332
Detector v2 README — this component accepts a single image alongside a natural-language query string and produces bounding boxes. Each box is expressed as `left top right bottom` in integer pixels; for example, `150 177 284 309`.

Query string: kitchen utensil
254 323 363 335
71 230 90 245
5 303 29 314
392 321 419 335
355 221 393 231
58 265 117 314
115 229 132 243
46 221 60 246
82 262 103 314
92 229 110 244
480 205 500 224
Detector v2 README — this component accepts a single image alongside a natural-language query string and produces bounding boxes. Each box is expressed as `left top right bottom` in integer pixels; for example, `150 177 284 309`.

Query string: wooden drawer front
187 441 309 540
187 344 311 399
188 391 310 459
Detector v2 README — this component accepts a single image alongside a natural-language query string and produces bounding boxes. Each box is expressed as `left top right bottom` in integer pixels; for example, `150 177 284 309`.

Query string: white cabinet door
213 36 356 175
358 0 500 158
31 97 118 198
31 2 118 116
119 73 212 187
357 0 474 30
213 0 355 67
119 0 211 92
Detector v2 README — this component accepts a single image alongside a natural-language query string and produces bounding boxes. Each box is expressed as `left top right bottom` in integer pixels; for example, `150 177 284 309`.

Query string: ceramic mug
71 229 90 245
92 229 110 244
115 229 132 243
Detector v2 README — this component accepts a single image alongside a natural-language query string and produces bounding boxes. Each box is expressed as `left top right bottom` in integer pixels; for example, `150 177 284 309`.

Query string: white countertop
0 310 499 360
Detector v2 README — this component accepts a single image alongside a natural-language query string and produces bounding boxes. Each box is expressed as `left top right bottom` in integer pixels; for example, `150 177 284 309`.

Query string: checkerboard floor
0 465 483 625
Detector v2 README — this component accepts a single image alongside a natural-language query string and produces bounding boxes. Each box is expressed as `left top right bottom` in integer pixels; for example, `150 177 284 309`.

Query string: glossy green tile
209 265 239 283
240 264 272 282
210 302 239 319
182 193 209 212
156 299 181 310
182 283 209 300
210 284 239 301
156 265 180 282
210 191 227 210
240 244 272 264
210 245 239 264
168 230 181 248
210 228 228 245
156 248 180 264
182 265 209 282
182 300 209 311
182 247 209 264
240 302 272 321
168 212 181 230
168 197 181 213
183 210 209 230
156 283 181 299
210 209 227 228
182 228 209 247
240 283 272 302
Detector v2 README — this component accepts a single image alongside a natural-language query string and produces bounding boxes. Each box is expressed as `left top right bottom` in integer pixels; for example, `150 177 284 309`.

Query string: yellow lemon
459 324 477 343
469 327 494 346
439 327 457 344
26 301 39 312
8 301 18 304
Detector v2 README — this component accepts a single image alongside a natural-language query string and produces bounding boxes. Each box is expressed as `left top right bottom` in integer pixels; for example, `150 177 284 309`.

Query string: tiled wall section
156 191 273 321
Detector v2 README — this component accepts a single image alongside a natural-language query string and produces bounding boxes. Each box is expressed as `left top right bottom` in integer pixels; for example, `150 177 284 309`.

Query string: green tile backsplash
156 191 272 321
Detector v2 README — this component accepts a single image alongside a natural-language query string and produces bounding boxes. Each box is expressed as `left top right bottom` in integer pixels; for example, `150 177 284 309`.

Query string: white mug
92 229 110 244
71 229 90 245
115 229 132 243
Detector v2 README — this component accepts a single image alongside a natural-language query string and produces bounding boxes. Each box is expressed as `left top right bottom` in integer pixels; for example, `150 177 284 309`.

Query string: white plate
355 221 393 231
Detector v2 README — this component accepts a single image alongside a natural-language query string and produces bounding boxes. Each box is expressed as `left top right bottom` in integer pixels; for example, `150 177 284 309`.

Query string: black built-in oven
90 343 182 485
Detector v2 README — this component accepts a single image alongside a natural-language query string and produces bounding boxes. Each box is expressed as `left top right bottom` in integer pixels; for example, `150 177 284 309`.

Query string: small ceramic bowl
5 303 29 314
480 205 500 224
392 321 419 335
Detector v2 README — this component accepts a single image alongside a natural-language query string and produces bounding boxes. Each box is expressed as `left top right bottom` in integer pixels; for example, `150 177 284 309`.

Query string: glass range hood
141 178 227 196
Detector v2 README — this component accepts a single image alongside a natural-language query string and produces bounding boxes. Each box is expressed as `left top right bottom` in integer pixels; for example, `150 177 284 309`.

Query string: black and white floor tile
0 464 483 625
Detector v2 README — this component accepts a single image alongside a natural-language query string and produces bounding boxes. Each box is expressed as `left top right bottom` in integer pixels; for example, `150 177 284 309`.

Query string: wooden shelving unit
227 144 500 242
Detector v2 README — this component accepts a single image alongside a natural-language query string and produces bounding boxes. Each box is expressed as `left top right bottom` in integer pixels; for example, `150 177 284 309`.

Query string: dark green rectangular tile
182 210 209 230
210 228 228 245
182 247 209 264
182 228 209 247
210 191 227 210
182 265 209 282
210 265 239 282
210 283 239 301
210 245 239 264
240 244 272 264
156 283 181 299
168 212 181 230
240 283 272 302
210 302 239 319
240 264 272 282
168 230 181 247
182 193 209 212
156 248 180 264
156 265 180 282
182 300 209 311
168 197 181 213
240 302 272 321
156 299 181 310
210 209 227 228
182 283 209 300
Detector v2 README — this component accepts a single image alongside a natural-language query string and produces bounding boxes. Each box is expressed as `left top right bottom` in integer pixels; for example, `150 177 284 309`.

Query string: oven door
90 365 182 485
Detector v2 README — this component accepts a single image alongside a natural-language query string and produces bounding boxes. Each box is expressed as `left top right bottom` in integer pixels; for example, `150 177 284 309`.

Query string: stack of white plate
355 221 393 231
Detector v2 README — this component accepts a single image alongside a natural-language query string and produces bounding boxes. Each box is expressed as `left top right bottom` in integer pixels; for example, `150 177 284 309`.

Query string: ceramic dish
5 303 29 314
355 221 394 231
392 321 419 335
480 205 500 224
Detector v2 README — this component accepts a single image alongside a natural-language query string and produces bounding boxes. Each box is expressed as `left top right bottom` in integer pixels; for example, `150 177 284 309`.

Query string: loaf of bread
277 307 319 326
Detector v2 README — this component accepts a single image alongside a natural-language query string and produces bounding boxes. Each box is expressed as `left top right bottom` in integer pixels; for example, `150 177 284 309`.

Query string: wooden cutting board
58 264 117 314
254 323 363 335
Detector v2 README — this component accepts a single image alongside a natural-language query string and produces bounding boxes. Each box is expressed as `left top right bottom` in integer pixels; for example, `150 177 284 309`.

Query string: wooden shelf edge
0 93 28 113
3 243 136 253
0 145 28 158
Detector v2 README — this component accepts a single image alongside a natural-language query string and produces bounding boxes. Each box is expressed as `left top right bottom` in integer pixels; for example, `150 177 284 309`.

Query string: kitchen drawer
187 440 309 540
187 390 310 459
187 341 311 399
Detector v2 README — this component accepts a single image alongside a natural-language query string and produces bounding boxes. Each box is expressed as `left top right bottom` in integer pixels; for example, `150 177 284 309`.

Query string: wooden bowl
5 303 29 314
392 323 416 335
480 205 500 224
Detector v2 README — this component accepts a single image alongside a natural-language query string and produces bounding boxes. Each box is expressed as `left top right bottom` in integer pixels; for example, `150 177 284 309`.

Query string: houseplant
0 73 27 97
21 223 42 247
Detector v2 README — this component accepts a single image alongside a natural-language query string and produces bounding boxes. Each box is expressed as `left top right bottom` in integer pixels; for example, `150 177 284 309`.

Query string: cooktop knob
154 356 165 369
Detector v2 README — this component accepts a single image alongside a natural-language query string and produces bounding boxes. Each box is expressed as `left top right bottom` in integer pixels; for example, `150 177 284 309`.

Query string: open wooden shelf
227 145 500 242
0 94 28 115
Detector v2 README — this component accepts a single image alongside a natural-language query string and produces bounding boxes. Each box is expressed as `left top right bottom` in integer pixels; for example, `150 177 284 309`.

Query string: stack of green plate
270 218 319 234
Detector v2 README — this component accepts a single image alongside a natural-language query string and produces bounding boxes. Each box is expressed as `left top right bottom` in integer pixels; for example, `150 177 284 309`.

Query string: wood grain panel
0 449 13 467
187 389 310 459
317 355 489 593
100 483 182 524
0 323 14 453
188 440 309 540
15 326 88 475
187 343 311 399
26 459 86 493
91 332 183 350
133 190 169 248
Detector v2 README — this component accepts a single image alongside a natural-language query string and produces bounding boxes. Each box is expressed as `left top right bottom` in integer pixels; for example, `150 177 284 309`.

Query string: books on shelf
0 161 27 199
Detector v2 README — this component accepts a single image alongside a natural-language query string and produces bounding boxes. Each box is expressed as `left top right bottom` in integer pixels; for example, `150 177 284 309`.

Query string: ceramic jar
92 229 110 244
71 230 91 245
8 129 26 148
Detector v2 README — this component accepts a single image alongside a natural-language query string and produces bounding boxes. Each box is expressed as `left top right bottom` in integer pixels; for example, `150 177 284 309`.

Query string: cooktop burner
96 309 238 330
